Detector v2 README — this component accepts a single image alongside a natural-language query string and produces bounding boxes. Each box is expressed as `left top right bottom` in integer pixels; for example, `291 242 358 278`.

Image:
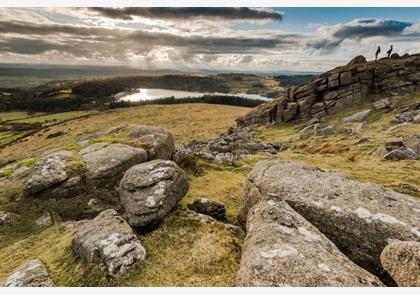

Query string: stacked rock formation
237 54 420 127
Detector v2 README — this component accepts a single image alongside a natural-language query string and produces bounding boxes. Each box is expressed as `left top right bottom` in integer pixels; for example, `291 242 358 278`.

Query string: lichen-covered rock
128 125 175 160
187 198 226 221
404 134 420 154
342 109 372 123
239 160 420 283
83 143 148 188
380 241 420 287
237 197 384 287
71 209 146 276
1 259 54 287
119 160 189 227
26 150 73 195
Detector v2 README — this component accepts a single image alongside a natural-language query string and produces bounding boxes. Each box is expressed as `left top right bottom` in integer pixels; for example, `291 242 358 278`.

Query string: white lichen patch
354 207 372 219
298 227 322 242
318 263 332 272
260 245 299 258
330 206 342 212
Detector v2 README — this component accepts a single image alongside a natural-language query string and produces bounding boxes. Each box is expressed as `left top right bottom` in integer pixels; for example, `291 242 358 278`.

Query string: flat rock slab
83 143 148 188
128 125 175 160
119 160 189 227
342 109 372 123
237 197 383 287
239 160 420 283
380 241 420 287
72 209 146 276
26 150 73 195
1 259 54 287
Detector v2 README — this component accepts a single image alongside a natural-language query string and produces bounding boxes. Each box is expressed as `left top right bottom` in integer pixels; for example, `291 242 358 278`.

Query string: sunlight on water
117 88 269 102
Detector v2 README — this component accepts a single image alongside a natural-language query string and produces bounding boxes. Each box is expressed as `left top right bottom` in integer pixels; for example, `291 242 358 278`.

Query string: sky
0 7 419 72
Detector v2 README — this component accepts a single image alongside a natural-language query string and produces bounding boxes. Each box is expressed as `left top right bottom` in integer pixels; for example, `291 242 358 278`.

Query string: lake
116 88 270 102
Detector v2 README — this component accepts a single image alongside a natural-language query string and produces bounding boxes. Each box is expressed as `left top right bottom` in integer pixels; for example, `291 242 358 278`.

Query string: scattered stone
119 160 189 227
26 150 73 195
380 241 420 287
83 143 148 188
128 125 175 160
0 211 19 225
237 197 384 287
343 109 372 123
404 134 420 154
36 211 52 226
46 131 65 139
394 112 414 123
72 209 146 276
387 122 409 132
239 160 420 282
187 198 226 221
88 198 104 212
384 149 419 161
355 137 369 145
1 259 54 287
373 98 391 110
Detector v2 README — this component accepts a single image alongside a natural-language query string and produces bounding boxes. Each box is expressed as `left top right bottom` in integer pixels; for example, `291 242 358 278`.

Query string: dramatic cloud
87 7 283 21
309 18 418 52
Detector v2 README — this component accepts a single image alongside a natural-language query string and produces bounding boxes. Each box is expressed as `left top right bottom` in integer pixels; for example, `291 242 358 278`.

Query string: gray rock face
1 259 54 287
187 198 226 221
26 150 73 195
119 160 189 227
83 143 148 188
342 109 372 123
71 209 146 276
239 160 420 282
380 241 420 287
237 197 384 287
128 125 175 160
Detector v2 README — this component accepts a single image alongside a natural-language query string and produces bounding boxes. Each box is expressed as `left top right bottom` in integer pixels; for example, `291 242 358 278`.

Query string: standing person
387 45 393 58
375 46 381 60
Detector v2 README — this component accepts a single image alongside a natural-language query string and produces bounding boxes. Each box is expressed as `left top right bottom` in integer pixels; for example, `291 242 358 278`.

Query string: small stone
373 98 391 110
1 259 54 287
36 211 52 226
187 198 226 221
88 198 103 212
355 137 369 145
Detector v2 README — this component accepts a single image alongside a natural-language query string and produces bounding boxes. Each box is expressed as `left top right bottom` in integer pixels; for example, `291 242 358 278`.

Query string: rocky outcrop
238 160 420 283
380 241 420 287
71 209 146 276
119 160 189 227
128 125 175 160
237 197 383 287
372 138 419 160
237 54 420 127
187 198 226 221
1 259 54 287
83 143 148 188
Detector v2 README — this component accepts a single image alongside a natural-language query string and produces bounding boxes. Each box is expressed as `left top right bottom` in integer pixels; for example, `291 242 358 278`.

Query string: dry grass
0 104 250 163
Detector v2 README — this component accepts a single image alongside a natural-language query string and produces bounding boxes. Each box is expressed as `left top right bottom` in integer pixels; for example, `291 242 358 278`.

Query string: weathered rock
128 125 175 160
414 113 420 123
380 241 420 287
237 197 384 287
88 198 104 212
343 109 372 123
72 209 146 276
1 259 54 287
404 134 420 154
347 55 367 65
83 143 148 188
119 160 189 227
36 211 52 226
26 150 73 195
373 98 391 110
187 198 226 221
239 160 420 283
383 149 419 161
0 211 19 225
394 112 414 123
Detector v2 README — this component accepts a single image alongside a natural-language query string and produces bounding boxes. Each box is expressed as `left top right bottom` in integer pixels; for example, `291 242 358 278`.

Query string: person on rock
375 46 381 60
387 45 393 58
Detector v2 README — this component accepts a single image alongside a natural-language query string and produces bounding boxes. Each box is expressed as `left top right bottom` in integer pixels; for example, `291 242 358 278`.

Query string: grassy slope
0 93 419 286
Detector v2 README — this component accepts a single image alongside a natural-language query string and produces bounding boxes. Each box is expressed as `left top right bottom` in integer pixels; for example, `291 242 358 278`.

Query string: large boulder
239 160 420 283
71 209 146 276
26 150 73 195
380 241 420 287
237 197 383 287
83 143 148 188
1 259 54 287
119 160 189 227
128 125 175 160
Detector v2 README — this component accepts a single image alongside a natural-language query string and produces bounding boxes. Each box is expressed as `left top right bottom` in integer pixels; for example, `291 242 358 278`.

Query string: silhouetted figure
375 46 381 61
387 45 393 58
